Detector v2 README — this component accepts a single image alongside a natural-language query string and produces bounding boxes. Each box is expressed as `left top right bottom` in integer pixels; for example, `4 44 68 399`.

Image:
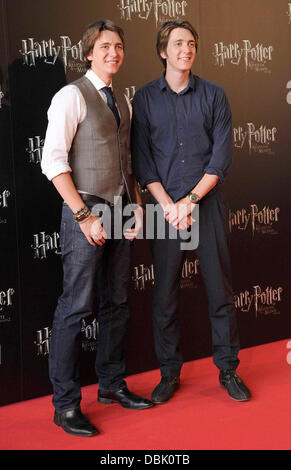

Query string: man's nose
109 46 119 56
182 43 192 54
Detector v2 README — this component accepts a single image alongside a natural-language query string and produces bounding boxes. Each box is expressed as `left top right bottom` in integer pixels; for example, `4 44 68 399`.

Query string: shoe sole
220 384 251 402
151 399 168 404
54 417 99 437
98 397 154 409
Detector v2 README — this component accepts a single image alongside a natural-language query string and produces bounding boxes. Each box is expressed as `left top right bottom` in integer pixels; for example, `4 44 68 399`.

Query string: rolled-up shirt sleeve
41 85 85 181
131 90 161 188
204 88 232 183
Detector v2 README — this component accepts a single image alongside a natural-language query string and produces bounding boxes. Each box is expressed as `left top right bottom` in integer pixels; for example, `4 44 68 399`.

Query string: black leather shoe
98 385 154 410
151 376 180 404
54 407 99 437
219 370 251 402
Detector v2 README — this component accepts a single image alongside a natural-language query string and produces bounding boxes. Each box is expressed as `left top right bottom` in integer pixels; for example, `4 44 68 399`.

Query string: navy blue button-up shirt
131 73 232 202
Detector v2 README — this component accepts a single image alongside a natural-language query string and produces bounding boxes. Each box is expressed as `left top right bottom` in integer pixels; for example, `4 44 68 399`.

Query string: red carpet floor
0 339 291 450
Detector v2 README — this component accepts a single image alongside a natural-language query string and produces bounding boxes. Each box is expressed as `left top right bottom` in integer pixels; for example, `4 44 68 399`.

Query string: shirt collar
159 72 195 94
85 69 113 91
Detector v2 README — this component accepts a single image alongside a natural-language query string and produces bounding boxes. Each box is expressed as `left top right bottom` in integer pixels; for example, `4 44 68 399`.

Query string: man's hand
79 215 107 246
124 206 144 241
164 197 196 230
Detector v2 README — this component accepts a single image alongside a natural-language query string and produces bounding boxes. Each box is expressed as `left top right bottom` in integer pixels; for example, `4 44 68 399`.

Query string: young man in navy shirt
131 20 251 404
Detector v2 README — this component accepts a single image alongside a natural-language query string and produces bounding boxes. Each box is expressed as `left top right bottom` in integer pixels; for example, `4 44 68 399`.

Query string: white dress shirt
41 69 132 182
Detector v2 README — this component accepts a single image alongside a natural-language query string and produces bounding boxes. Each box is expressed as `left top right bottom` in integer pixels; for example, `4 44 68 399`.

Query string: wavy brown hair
156 19 199 68
82 20 125 70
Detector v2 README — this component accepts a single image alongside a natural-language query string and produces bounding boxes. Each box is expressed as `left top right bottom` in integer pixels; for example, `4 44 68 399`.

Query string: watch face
189 193 199 202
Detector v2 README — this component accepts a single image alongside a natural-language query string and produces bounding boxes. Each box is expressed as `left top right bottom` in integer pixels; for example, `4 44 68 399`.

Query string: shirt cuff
42 163 72 181
138 177 162 190
204 167 224 183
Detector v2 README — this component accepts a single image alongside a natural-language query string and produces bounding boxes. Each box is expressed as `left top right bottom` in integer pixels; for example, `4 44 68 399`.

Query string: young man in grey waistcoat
41 20 153 438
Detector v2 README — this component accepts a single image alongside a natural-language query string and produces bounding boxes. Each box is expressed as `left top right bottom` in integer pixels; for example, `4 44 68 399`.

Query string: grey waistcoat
69 76 134 203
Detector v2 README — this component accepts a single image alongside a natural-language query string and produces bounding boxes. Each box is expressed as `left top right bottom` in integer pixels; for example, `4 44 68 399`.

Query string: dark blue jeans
49 201 132 412
150 188 240 377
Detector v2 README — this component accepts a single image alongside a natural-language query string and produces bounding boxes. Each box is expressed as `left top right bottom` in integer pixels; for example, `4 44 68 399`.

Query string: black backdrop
0 0 290 406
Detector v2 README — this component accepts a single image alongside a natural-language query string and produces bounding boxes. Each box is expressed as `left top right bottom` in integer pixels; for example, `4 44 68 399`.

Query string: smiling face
160 27 196 74
86 29 124 83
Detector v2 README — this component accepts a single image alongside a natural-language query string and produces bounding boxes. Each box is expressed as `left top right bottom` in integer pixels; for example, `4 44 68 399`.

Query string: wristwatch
188 192 200 204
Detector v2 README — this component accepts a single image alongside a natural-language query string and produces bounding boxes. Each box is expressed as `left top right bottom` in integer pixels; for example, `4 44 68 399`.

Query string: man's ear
160 49 167 60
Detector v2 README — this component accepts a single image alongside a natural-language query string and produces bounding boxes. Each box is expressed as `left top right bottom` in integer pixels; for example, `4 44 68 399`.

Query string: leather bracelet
78 212 92 224
73 205 91 223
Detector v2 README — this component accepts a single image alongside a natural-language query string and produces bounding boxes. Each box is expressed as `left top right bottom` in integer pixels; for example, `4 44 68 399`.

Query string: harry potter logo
34 327 51 356
26 136 44 164
0 190 10 208
180 257 199 289
19 36 84 71
233 123 277 155
132 263 154 290
124 86 136 102
229 204 280 236
213 40 273 72
0 288 15 311
235 285 283 317
31 231 61 259
81 318 99 340
0 288 15 323
117 0 187 26
81 318 98 352
34 320 98 355
132 257 198 291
